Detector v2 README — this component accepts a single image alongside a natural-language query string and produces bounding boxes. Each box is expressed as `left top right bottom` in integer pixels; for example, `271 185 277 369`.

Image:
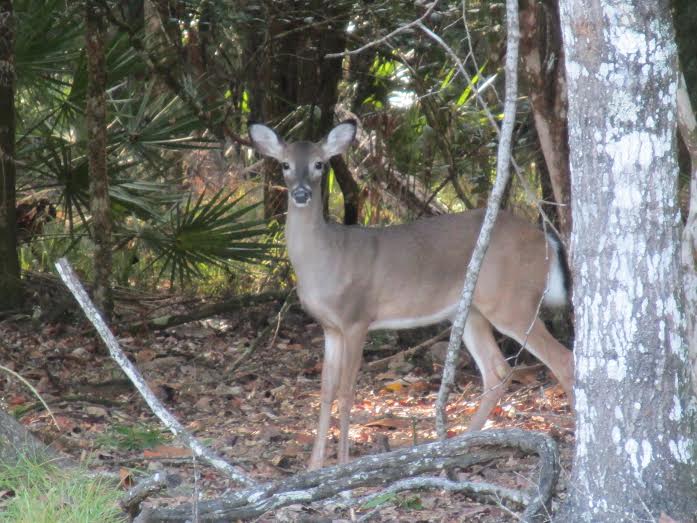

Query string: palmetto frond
139 189 272 284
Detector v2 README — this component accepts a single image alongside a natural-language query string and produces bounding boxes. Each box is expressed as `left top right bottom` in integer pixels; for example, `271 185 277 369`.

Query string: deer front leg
336 325 368 465
308 328 343 470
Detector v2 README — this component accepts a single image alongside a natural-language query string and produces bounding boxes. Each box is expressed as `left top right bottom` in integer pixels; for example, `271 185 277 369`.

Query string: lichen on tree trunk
560 0 697 520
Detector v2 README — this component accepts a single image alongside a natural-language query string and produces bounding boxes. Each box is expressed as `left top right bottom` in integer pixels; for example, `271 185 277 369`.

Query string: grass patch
0 455 124 523
96 424 169 451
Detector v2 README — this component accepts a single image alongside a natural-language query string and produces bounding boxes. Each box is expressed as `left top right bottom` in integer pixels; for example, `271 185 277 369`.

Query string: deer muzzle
291 186 312 207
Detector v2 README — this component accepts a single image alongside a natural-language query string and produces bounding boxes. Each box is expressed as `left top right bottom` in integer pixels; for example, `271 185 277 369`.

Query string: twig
433 0 520 440
54 258 255 488
325 1 439 58
130 290 288 332
356 476 529 523
366 327 450 372
0 364 58 428
227 291 294 373
417 19 562 240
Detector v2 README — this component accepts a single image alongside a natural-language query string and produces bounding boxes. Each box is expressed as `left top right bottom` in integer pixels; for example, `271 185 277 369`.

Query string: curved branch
142 429 559 522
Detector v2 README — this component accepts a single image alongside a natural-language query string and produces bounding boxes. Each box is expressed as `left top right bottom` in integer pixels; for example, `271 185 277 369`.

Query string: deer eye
281 162 290 170
314 161 323 170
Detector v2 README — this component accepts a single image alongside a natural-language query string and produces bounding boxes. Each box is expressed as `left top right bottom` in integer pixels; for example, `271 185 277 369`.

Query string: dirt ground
0 296 574 522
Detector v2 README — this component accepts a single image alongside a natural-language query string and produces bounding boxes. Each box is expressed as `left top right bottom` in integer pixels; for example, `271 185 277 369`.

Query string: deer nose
291 186 312 206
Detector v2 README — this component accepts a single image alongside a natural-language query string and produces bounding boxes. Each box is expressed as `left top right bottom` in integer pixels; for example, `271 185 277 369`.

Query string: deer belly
368 304 457 331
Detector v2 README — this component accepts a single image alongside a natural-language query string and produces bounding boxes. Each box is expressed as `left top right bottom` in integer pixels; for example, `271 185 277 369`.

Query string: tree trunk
560 1 697 520
519 0 572 243
677 75 697 397
0 0 21 311
86 1 113 318
314 5 360 225
0 409 68 467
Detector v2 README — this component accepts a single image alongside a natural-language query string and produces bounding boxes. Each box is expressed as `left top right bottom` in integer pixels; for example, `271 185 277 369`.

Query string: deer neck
285 194 332 275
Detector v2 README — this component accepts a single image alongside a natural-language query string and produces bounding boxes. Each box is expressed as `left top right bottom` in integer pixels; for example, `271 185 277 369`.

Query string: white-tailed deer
249 120 574 470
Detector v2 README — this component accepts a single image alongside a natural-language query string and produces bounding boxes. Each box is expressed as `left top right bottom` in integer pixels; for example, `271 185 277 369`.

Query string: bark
86 1 113 318
330 156 360 224
519 0 572 243
560 1 697 520
0 0 21 311
314 8 360 225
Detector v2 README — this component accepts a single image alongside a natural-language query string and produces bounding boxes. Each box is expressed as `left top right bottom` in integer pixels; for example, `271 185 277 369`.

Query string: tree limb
678 72 697 397
121 472 181 518
325 1 440 58
141 428 559 522
366 327 450 372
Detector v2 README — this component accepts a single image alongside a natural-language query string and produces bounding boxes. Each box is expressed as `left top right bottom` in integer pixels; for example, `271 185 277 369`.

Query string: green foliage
0 455 125 523
139 189 273 285
13 0 272 293
96 424 169 451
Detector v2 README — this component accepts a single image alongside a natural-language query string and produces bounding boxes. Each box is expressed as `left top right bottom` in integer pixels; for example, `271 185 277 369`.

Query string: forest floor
0 294 574 522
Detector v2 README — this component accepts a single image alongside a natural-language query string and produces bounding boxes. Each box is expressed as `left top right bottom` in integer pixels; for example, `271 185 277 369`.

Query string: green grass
0 456 125 523
95 424 169 451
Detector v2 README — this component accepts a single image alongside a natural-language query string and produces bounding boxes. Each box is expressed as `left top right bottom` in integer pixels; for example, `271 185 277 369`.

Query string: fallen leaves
0 305 573 523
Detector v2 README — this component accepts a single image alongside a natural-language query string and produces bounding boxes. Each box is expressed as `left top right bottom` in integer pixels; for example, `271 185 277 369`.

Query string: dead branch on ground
366 327 450 372
142 428 559 522
129 290 289 331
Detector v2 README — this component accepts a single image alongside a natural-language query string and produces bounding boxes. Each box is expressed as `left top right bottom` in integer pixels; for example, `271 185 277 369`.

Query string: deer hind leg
336 325 367 465
308 327 343 470
463 308 512 431
489 310 574 407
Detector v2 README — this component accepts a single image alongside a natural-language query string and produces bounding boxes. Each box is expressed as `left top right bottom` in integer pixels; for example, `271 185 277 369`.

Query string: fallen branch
129 291 288 331
121 472 181 518
141 428 559 522
366 327 450 372
355 475 528 522
54 258 255 488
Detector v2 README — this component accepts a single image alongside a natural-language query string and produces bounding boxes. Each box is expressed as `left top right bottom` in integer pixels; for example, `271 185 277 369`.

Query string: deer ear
249 123 286 161
321 120 357 159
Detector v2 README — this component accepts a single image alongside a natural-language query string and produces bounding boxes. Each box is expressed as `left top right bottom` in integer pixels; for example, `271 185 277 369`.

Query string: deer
248 119 574 470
